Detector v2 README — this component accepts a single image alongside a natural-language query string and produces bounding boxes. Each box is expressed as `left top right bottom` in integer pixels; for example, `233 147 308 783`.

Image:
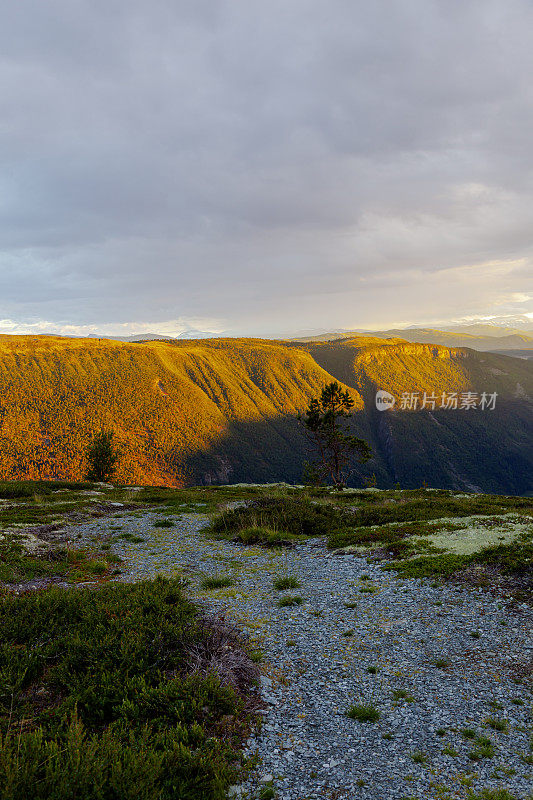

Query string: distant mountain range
0 334 531 494
86 329 219 341
74 321 533 357
291 323 533 358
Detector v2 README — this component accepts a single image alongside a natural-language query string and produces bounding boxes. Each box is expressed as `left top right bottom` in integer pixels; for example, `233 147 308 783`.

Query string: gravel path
74 510 532 800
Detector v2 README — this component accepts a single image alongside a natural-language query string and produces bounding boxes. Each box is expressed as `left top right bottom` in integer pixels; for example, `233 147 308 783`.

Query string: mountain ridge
0 335 530 493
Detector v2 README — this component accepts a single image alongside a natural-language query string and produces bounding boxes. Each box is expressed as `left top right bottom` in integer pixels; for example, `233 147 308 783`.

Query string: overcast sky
1 0 532 337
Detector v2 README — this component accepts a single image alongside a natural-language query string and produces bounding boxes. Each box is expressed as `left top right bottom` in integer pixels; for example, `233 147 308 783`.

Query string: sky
1 0 533 338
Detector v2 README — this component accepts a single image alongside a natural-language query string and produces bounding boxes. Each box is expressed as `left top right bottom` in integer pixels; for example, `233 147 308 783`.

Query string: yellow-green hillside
0 334 530 493
0 336 360 485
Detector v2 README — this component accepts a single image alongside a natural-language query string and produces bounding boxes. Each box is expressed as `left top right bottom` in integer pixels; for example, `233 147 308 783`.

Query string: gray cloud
1 0 532 335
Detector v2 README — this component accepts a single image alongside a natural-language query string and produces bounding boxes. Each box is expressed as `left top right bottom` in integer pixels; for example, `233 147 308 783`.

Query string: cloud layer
1 0 532 335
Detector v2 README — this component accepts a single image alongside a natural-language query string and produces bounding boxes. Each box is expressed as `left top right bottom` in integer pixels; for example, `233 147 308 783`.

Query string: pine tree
85 430 117 482
300 382 371 488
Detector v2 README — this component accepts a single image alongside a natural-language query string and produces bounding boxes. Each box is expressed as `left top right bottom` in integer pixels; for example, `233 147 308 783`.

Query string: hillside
0 335 531 493
303 338 533 494
0 335 361 487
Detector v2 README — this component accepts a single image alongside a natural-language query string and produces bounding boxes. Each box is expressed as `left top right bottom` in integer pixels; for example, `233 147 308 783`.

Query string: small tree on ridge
85 429 117 482
300 382 371 488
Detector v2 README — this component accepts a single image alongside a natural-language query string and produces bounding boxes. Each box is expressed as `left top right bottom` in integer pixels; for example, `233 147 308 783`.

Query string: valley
0 334 531 494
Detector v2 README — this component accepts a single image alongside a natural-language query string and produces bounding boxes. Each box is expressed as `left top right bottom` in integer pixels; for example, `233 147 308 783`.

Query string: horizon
0 312 532 341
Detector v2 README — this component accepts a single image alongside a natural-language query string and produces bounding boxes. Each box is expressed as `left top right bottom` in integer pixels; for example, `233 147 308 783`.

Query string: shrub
0 482 34 499
0 577 256 800
210 496 351 540
154 519 174 528
346 703 380 722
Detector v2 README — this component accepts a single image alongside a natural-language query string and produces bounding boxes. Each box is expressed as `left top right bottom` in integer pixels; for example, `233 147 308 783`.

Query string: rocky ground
71 508 533 800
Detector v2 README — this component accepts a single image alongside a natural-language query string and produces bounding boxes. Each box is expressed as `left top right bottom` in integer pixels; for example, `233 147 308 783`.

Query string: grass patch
210 496 351 541
384 539 533 581
466 790 521 800
278 595 303 608
392 689 415 702
468 735 495 761
273 575 300 591
0 577 257 799
442 745 459 756
0 535 119 584
485 717 509 732
153 518 174 528
346 703 380 722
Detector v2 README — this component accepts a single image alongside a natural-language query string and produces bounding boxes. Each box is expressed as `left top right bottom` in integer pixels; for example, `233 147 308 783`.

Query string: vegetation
273 575 300 591
210 496 351 542
0 334 530 493
468 735 495 760
84 429 117 482
346 703 381 722
278 595 303 607
0 577 257 799
466 791 521 800
0 534 119 585
300 381 371 487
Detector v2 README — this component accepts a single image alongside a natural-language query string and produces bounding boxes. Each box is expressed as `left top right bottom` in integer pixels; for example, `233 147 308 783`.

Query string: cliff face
0 335 530 493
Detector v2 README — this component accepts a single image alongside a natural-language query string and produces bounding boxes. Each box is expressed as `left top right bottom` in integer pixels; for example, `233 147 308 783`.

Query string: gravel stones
74 511 533 800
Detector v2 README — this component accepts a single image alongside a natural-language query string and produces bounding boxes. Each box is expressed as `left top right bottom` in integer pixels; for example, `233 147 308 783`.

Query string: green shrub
86 559 108 575
346 703 380 722
84 430 117 483
210 496 351 539
0 482 35 499
233 527 298 547
0 577 255 799
154 518 175 528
